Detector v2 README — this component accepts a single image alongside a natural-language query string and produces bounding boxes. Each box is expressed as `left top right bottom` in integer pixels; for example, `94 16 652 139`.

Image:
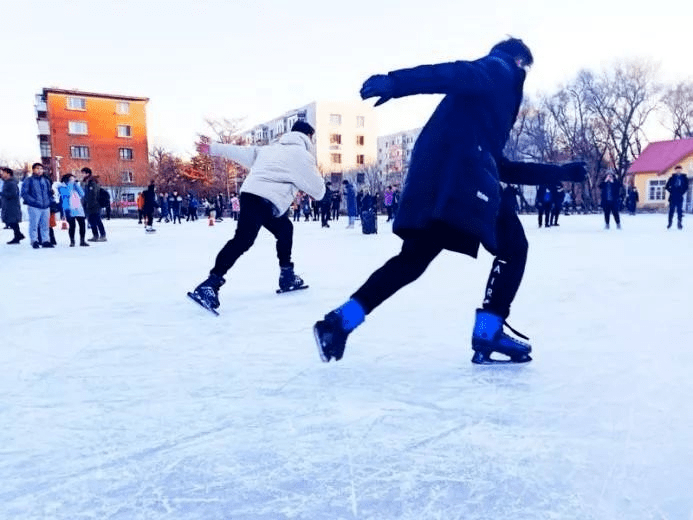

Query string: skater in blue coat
314 37 586 364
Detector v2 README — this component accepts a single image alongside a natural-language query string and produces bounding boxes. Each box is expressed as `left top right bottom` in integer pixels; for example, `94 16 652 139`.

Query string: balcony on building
37 120 50 136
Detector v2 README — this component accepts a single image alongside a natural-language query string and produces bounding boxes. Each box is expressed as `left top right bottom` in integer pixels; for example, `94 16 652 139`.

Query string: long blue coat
344 182 357 217
389 49 568 256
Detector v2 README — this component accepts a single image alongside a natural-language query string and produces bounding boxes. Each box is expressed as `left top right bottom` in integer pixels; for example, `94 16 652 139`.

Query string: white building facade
242 101 378 183
377 127 422 187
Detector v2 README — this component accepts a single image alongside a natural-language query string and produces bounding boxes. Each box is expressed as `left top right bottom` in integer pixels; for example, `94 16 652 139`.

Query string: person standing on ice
188 121 326 314
313 37 586 364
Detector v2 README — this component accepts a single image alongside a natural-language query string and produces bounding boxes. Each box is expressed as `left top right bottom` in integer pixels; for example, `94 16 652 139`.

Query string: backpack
98 188 110 208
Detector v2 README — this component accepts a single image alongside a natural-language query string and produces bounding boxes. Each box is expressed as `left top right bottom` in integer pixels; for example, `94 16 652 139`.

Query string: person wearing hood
188 120 326 313
313 37 586 365
57 173 89 246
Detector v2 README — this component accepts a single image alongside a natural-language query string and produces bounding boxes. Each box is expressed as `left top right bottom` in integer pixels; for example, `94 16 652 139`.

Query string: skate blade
313 323 330 362
187 292 219 316
471 351 532 365
276 285 309 294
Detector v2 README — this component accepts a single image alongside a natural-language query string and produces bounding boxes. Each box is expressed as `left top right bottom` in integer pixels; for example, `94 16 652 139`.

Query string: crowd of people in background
1 164 692 247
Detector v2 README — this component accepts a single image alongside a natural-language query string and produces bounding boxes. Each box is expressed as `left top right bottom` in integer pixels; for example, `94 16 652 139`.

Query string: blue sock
336 299 365 331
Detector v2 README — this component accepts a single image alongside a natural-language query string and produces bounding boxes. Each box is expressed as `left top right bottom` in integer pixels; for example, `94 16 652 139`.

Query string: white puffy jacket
209 132 325 215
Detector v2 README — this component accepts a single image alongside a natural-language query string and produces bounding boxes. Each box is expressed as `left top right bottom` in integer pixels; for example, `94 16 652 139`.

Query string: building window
356 155 365 165
648 179 666 201
121 171 134 184
70 145 90 159
67 97 86 110
119 148 134 160
356 135 365 146
356 116 365 128
40 142 51 157
117 125 132 138
68 121 88 135
329 114 342 125
331 153 342 164
330 134 342 144
116 101 130 114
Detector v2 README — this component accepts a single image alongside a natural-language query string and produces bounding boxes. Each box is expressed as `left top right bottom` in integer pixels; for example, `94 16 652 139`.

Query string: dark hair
60 173 74 183
675 165 683 169
490 37 533 67
1 167 13 176
81 167 92 175
291 120 315 137
32 162 43 170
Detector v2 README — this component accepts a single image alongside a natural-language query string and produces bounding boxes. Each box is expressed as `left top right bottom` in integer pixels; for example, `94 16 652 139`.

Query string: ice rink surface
1 212 692 520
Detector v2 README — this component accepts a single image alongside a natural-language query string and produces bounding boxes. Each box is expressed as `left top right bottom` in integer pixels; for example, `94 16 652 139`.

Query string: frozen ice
1 213 692 519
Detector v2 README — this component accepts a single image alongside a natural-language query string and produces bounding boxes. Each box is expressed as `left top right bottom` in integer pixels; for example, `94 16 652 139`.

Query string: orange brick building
35 88 149 190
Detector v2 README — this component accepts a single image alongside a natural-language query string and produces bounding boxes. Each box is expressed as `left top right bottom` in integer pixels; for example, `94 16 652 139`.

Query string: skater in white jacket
188 121 325 314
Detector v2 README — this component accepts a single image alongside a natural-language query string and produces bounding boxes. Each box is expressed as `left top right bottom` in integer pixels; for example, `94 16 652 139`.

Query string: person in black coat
143 181 157 232
599 171 622 230
313 37 586 365
320 181 332 228
550 184 565 226
665 165 690 229
1 168 24 244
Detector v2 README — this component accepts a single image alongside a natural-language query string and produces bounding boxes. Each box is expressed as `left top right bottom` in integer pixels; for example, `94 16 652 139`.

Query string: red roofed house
627 138 693 211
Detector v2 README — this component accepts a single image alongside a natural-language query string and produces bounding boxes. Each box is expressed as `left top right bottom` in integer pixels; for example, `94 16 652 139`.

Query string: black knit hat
291 120 315 137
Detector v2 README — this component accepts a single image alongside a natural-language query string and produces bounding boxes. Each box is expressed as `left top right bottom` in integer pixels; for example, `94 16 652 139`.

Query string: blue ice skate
471 309 532 364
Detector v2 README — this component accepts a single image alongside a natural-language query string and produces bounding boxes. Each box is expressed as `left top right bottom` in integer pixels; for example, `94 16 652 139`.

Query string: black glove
561 161 587 182
360 74 394 107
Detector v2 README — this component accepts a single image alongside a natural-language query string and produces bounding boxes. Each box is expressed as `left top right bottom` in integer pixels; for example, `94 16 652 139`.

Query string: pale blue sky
2 0 690 164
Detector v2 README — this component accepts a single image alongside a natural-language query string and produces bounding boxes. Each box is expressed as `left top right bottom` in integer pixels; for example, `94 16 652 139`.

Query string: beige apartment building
242 101 378 183
377 127 422 187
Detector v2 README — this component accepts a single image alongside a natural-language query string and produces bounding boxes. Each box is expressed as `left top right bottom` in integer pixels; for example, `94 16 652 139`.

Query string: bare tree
200 117 249 198
583 59 660 181
660 81 693 139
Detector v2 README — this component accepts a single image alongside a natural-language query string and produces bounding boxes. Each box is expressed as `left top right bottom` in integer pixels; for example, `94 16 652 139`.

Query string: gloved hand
360 74 395 107
562 161 587 182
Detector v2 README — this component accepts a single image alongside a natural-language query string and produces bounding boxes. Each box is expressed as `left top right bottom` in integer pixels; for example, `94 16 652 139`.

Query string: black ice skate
277 264 309 294
471 309 532 364
313 311 350 362
187 273 225 316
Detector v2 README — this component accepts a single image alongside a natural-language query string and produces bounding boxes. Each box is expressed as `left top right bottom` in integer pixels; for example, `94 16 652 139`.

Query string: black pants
538 204 551 227
352 192 528 320
145 211 154 227
321 205 330 227
9 222 22 240
211 193 293 277
67 215 86 242
603 201 620 226
668 200 683 224
88 213 106 238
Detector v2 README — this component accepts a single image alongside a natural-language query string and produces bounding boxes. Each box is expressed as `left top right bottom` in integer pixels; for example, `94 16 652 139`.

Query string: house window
119 148 134 160
116 101 130 114
356 116 365 128
121 171 134 184
356 155 365 165
329 114 342 125
356 135 365 146
648 179 666 201
67 97 86 110
331 153 342 164
40 142 51 157
117 125 132 138
70 145 90 159
68 121 88 135
330 134 342 145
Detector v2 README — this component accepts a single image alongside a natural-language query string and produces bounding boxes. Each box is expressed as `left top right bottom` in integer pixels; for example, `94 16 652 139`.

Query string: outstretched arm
361 56 511 106
499 158 586 185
